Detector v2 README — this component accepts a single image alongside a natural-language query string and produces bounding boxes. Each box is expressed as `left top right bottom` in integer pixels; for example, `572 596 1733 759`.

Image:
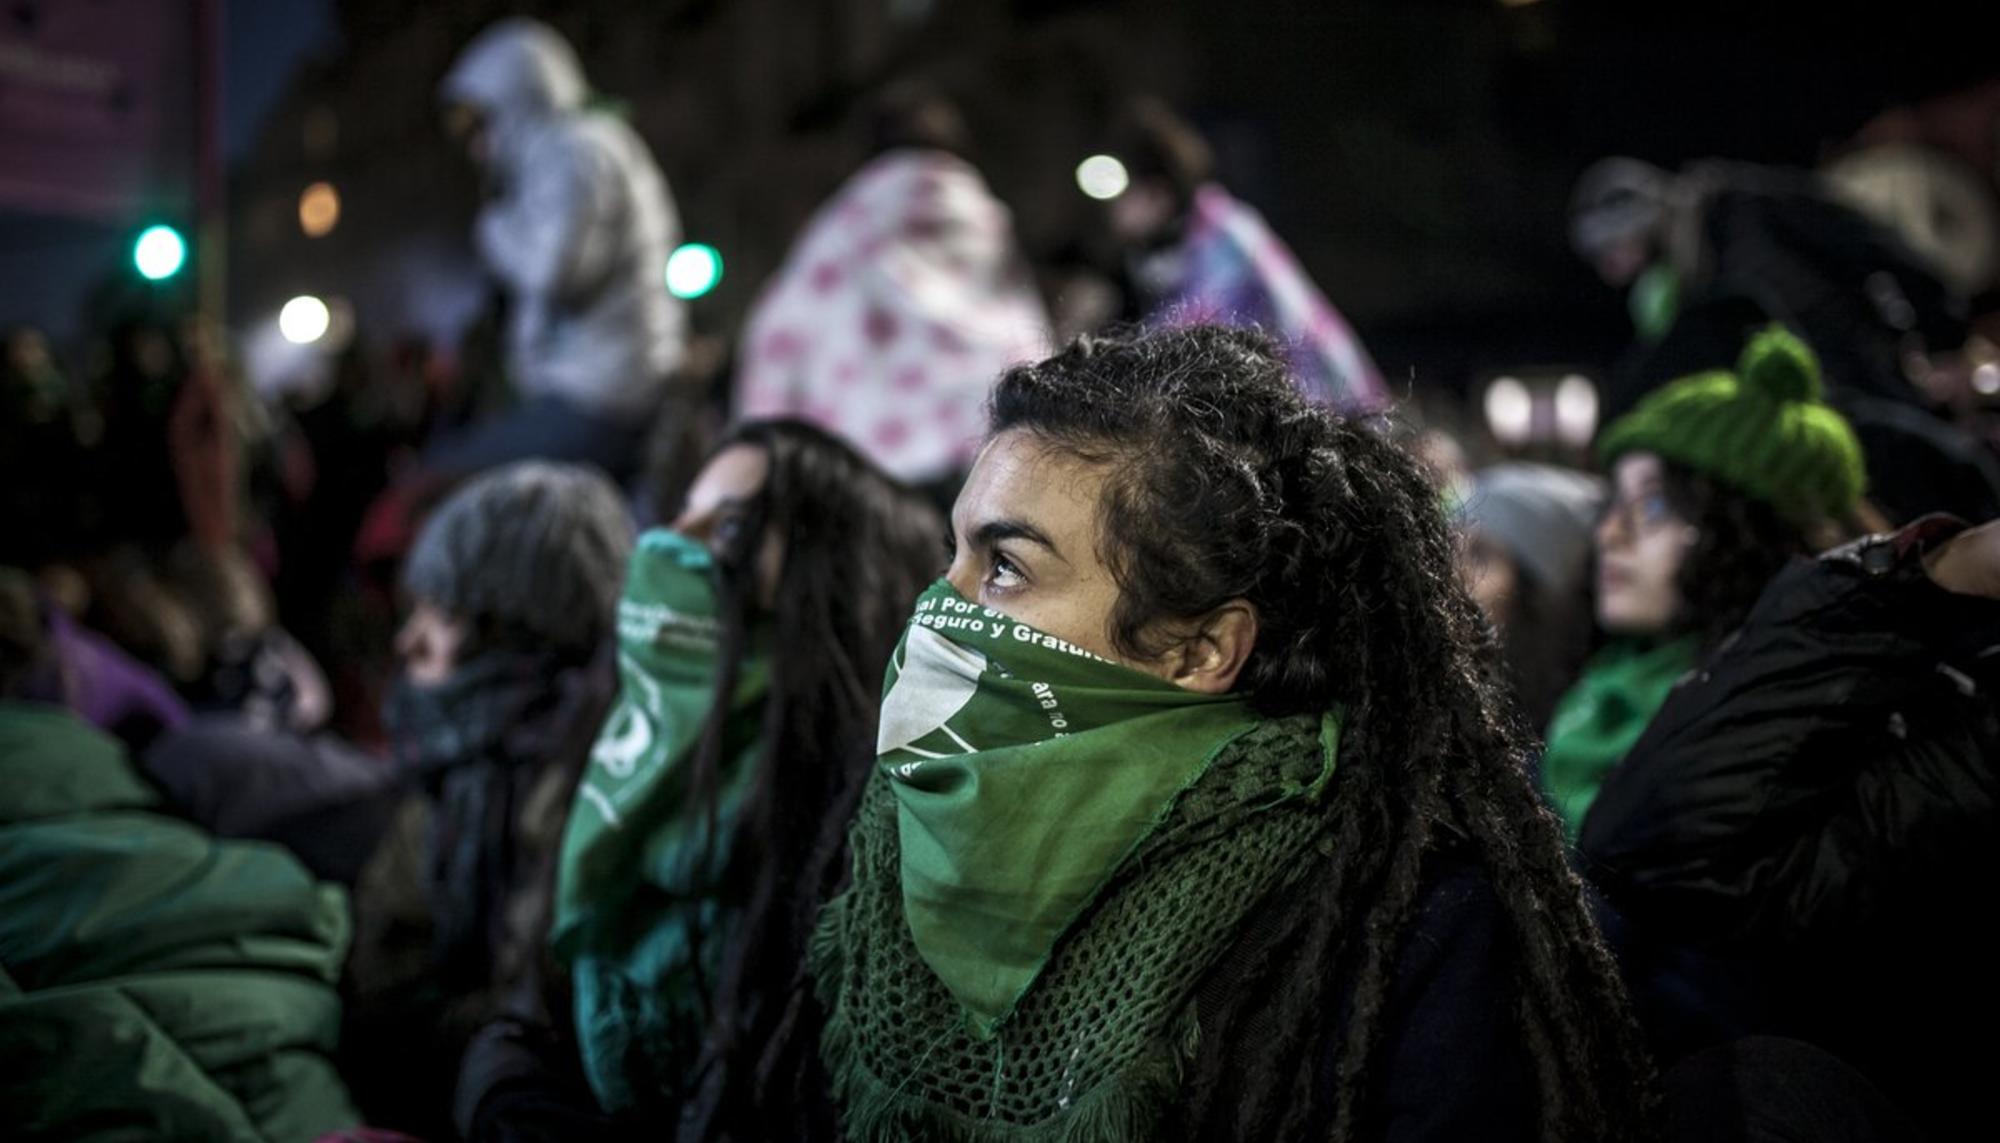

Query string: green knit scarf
1540 637 1698 839
813 584 1342 1141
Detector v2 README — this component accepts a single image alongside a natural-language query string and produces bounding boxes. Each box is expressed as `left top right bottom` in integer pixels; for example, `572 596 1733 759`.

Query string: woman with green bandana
1541 326 1867 839
809 325 1655 1142
457 420 940 1139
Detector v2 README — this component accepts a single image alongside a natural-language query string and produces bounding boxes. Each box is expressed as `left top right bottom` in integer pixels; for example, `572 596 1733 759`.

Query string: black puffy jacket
1581 518 2000 1140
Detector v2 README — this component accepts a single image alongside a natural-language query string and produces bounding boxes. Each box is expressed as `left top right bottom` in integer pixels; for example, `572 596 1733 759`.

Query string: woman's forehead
1613 451 1664 490
685 444 770 513
955 432 1106 537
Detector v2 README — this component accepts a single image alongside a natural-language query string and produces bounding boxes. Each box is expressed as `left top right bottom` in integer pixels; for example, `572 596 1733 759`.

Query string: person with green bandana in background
807 325 1656 1142
455 420 940 1140
1541 326 1867 840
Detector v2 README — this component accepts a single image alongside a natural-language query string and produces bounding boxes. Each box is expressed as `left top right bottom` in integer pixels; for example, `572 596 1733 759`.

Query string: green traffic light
133 225 187 281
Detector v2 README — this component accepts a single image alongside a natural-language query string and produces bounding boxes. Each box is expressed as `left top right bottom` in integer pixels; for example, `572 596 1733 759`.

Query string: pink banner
0 0 196 219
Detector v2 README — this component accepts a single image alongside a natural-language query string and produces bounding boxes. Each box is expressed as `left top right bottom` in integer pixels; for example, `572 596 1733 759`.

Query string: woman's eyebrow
971 517 1068 566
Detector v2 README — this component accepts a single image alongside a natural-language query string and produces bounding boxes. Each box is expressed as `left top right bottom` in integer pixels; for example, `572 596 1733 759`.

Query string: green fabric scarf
551 529 767 1113
814 582 1341 1140
1541 637 1698 838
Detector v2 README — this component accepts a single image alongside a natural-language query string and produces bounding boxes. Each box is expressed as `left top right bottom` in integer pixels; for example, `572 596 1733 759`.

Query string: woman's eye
988 553 1026 590
715 513 747 545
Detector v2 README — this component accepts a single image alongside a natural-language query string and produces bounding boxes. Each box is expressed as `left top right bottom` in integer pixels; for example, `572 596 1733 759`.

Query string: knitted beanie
1459 464 1606 595
1597 325 1866 522
403 461 634 657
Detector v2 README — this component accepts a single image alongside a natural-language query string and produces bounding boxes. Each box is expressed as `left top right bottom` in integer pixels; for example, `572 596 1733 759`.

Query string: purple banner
0 0 196 219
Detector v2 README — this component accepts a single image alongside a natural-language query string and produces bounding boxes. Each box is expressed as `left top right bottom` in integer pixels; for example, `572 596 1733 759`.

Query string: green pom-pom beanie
1597 325 1867 522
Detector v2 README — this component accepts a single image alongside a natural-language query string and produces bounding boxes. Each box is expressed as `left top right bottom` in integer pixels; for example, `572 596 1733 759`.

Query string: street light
279 295 331 344
1076 154 1130 201
299 182 341 237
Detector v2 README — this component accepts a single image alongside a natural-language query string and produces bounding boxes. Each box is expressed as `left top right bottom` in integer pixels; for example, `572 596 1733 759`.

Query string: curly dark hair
675 419 942 1138
987 326 1657 1141
1659 462 1819 651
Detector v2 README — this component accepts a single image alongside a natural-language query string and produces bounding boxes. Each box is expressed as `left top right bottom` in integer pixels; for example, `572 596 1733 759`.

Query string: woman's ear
1167 599 1259 695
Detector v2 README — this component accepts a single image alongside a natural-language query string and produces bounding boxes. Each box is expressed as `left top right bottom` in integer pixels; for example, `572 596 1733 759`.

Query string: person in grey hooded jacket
433 18 685 479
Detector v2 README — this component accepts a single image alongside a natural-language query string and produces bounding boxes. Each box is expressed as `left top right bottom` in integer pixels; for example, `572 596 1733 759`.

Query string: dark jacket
1315 860 1538 1142
342 652 614 1138
1170 856 1539 1143
143 717 403 884
1581 518 2000 1139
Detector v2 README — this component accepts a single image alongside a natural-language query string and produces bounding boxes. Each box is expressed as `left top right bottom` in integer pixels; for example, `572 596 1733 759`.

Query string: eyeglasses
1598 491 1682 541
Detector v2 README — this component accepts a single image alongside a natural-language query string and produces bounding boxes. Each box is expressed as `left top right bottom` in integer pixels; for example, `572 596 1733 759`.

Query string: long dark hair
1659 461 1821 652
988 326 1656 1141
676 419 941 1138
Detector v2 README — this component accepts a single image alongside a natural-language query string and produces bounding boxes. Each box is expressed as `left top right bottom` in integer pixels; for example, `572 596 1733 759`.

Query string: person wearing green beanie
806 326 1656 1142
1541 325 1866 838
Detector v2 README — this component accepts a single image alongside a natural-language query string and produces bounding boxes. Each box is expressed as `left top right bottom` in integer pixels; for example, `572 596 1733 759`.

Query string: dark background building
9 0 2000 404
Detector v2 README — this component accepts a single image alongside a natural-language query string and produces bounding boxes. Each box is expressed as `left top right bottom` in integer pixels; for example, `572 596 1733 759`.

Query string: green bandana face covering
879 580 1337 1038
552 528 768 1111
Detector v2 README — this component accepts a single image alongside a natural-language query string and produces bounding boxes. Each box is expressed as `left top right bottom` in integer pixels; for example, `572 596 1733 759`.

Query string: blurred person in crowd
5 581 191 756
277 341 404 640
807 327 1654 1141
341 462 632 1138
61 314 332 732
91 317 195 550
735 82 1052 490
454 420 939 1140
1105 98 1387 414
433 17 684 481
1 326 99 575
1541 327 1864 840
1570 156 1963 414
1571 155 2000 525
1581 501 2000 1141
1040 242 1125 346
65 317 208 680
0 568 361 1140
1457 463 1605 730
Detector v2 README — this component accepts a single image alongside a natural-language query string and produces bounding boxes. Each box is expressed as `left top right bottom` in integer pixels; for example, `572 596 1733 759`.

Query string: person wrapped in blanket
1104 98 1387 416
735 83 1053 489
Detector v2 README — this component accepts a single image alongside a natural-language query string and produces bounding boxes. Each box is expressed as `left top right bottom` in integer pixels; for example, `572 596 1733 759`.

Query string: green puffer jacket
0 702 360 1141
